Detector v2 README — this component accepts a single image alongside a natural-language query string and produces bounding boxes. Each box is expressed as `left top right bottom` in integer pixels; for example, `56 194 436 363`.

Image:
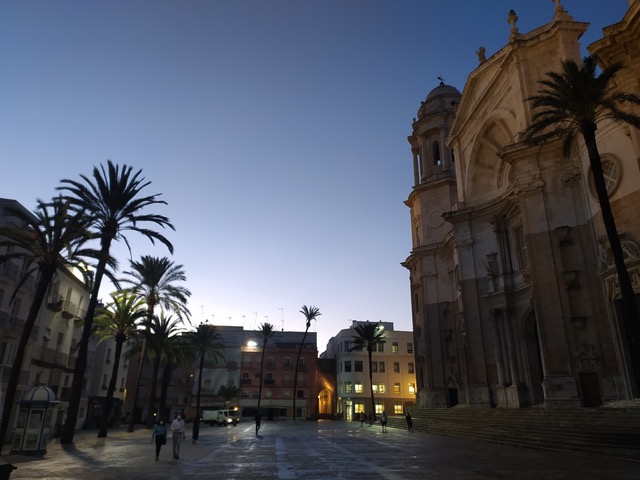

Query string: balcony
61 300 77 319
240 379 252 386
47 295 64 312
0 261 20 281
0 310 26 331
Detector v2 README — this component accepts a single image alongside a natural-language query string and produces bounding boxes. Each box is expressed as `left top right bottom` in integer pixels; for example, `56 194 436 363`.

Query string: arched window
433 141 441 166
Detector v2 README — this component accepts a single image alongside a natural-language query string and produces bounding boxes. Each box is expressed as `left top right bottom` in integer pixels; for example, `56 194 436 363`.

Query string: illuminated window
375 402 384 414
394 383 401 395
355 402 365 414
392 342 399 353
355 382 363 394
372 383 386 394
345 382 353 394
394 402 403 414
408 383 416 395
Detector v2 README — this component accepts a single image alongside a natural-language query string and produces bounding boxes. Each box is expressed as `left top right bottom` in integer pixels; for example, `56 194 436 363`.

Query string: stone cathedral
404 1 640 409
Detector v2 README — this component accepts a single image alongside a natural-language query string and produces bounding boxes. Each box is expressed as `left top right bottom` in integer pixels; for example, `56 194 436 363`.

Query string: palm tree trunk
192 355 204 442
61 239 112 444
158 363 171 421
257 344 267 412
292 328 309 420
127 341 147 432
146 357 161 427
98 336 124 437
0 269 53 453
368 348 376 422
585 129 640 393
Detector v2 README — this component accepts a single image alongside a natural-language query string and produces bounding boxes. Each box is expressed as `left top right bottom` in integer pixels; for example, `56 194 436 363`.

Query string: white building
322 321 416 420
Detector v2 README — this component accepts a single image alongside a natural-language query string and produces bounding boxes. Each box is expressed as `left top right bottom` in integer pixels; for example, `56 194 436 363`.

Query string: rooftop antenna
278 307 284 331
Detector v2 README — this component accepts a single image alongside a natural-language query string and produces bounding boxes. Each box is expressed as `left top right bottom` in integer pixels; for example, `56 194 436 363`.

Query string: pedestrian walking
380 411 388 432
170 412 186 459
151 419 167 461
255 411 262 436
359 412 364 427
405 412 413 431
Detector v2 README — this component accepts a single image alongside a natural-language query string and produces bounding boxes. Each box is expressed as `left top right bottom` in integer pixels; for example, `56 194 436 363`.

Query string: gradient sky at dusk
0 1 630 351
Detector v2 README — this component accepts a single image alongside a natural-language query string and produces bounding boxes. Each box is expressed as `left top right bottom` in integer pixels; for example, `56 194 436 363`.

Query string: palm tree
217 384 240 405
524 55 640 391
255 323 277 414
185 324 225 442
0 197 94 453
58 160 174 444
120 255 191 430
350 321 386 422
92 291 146 438
157 332 191 423
293 305 321 420
142 313 184 426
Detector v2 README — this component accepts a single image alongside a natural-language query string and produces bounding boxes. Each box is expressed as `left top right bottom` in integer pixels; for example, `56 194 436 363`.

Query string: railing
0 261 20 281
62 300 77 319
0 311 26 331
240 379 252 386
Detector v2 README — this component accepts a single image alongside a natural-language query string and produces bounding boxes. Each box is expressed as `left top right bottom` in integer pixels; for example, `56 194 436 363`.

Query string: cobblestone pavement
1 420 638 479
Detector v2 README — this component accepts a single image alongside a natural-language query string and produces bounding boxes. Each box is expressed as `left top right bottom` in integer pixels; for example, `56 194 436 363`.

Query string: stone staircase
387 403 640 463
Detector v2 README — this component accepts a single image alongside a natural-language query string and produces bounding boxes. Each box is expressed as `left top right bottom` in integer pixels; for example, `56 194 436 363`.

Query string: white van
202 409 240 426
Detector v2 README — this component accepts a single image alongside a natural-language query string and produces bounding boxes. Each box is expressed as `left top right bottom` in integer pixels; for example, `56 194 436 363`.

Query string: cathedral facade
404 2 640 409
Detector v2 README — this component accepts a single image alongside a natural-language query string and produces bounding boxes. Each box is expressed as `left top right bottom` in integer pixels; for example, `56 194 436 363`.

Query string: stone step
388 407 640 462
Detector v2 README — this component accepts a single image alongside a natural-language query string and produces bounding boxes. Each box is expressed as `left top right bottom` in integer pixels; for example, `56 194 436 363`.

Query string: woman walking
151 419 167 461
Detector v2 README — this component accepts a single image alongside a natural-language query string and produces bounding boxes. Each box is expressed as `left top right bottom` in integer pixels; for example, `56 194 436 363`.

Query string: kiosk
11 385 60 456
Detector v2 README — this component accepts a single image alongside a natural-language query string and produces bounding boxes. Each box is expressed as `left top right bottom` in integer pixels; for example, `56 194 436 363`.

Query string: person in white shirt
170 413 186 459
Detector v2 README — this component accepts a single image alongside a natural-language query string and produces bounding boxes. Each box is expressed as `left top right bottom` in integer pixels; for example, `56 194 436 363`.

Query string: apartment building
321 321 416 420
240 330 318 420
0 198 96 442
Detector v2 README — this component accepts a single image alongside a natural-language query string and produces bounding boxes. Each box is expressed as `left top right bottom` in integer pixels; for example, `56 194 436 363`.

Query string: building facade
0 198 96 442
404 2 640 410
240 330 319 420
123 326 320 422
322 321 416 420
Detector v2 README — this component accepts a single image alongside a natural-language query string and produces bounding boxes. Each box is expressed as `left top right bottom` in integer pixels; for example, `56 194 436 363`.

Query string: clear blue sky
0 1 630 351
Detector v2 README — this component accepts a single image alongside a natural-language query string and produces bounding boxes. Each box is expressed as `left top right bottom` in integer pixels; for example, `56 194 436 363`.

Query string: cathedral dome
417 81 461 120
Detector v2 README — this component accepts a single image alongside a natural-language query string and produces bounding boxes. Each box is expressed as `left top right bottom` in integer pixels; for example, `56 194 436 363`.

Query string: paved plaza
1 419 638 479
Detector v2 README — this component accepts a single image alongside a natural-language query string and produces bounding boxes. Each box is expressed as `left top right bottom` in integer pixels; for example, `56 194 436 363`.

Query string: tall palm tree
185 324 225 441
142 313 184 426
524 55 640 390
92 291 146 438
0 197 94 453
255 323 277 414
293 305 321 420
120 255 191 430
157 332 191 422
350 321 386 422
58 160 174 444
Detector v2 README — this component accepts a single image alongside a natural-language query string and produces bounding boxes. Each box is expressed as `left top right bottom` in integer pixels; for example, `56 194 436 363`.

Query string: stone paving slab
1 420 638 479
